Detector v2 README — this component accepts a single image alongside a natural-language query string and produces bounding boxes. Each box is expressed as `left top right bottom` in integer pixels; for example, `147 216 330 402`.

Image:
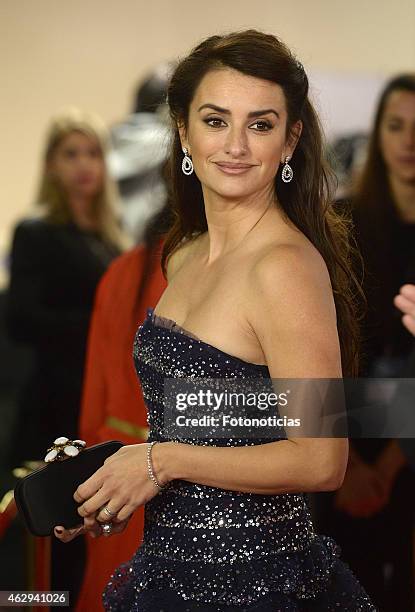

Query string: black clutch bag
14 440 123 536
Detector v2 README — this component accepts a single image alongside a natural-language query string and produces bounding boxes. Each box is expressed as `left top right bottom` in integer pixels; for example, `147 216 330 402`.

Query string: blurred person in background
75 69 171 612
328 132 368 199
5 108 125 606
316 74 415 611
108 63 173 240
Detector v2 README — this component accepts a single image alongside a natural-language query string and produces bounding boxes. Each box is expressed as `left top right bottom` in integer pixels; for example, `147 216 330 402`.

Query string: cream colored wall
1 0 415 284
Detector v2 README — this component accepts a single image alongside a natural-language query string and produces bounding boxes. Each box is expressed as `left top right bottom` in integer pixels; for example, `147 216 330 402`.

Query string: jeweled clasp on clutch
44 436 86 462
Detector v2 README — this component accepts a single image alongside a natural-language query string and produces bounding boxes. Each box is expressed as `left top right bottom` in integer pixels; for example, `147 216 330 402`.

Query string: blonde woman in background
6 108 125 607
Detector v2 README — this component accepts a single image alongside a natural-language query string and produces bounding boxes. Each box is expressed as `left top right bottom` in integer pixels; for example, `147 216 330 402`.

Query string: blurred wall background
1 0 415 285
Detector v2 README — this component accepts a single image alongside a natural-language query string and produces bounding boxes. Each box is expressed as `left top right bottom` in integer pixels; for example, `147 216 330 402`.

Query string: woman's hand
77 444 164 521
394 284 415 336
54 443 167 542
54 517 131 543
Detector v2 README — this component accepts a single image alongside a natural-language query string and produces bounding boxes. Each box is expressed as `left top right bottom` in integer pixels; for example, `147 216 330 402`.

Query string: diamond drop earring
281 156 293 183
181 147 194 176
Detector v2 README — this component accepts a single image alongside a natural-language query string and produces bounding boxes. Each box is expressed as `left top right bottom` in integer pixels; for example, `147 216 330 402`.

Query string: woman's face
48 131 105 200
179 67 301 202
379 89 415 184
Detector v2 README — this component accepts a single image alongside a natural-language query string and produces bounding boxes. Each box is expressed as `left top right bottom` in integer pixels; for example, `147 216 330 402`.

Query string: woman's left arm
153 244 348 495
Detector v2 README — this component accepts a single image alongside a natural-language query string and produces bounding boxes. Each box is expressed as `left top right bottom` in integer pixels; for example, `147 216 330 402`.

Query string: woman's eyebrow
197 103 279 118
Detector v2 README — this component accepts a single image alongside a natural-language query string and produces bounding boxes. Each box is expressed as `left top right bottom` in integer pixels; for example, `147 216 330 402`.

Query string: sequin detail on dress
103 309 376 611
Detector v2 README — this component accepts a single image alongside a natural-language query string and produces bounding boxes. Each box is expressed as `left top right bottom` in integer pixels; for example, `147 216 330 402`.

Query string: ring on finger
101 522 113 536
103 505 116 518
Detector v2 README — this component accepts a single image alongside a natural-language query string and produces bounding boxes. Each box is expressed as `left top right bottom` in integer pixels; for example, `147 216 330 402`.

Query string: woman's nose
78 154 94 168
402 127 415 150
224 127 248 157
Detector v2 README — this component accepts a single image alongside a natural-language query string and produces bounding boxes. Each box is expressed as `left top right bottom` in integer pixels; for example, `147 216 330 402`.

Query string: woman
6 108 124 604
352 74 415 375
56 31 374 610
317 75 415 611
7 108 125 459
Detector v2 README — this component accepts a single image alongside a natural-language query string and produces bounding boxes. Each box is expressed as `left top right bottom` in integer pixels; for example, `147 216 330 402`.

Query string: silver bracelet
146 441 166 491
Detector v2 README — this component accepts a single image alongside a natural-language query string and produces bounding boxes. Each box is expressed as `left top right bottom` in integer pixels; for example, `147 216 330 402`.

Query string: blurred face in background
379 89 415 184
48 130 105 201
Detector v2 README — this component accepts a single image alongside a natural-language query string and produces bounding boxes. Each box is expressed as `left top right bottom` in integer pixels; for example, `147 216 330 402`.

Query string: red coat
76 243 166 611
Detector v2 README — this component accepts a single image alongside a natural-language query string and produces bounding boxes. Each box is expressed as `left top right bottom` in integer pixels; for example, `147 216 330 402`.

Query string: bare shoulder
246 238 340 377
165 233 205 281
249 239 331 299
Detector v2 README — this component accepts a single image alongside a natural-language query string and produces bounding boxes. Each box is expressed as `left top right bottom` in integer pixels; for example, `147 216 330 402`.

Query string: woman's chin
203 182 262 201
390 166 415 184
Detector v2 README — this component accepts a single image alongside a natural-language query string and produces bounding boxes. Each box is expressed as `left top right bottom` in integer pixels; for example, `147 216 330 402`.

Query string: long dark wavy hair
162 29 362 376
352 74 415 363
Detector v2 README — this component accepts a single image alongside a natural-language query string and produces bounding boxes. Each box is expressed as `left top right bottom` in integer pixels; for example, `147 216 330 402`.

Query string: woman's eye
250 120 272 131
386 123 401 131
203 117 272 131
204 118 226 128
88 149 101 158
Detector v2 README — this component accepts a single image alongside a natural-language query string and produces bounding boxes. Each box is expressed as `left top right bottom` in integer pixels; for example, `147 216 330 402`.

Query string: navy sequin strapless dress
103 309 376 611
